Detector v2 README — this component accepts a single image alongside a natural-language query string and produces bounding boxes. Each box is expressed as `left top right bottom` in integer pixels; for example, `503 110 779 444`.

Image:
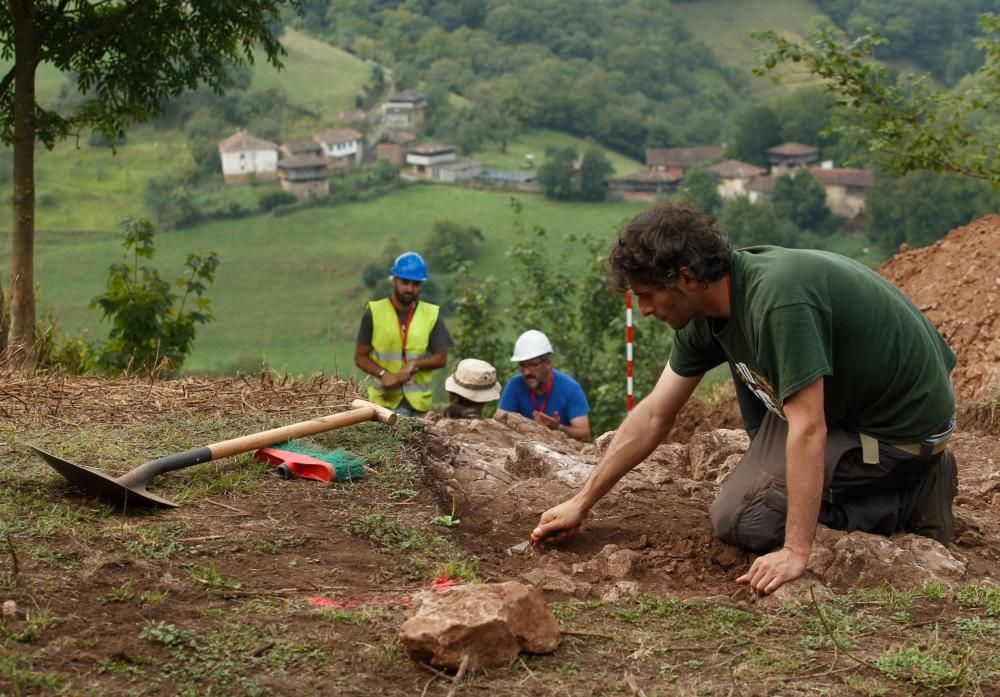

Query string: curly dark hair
608 201 732 291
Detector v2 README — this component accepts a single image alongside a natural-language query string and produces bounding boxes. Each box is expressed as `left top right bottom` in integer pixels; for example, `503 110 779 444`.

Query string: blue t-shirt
498 369 590 426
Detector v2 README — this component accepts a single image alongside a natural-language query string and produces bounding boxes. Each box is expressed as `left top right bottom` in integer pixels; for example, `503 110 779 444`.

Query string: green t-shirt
669 246 956 442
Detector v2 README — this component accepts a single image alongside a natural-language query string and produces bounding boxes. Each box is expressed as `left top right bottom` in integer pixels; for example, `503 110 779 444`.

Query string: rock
571 544 642 579
2 600 16 617
399 581 561 672
520 567 592 599
504 442 596 488
601 581 640 603
753 572 831 609
819 531 966 588
688 429 749 482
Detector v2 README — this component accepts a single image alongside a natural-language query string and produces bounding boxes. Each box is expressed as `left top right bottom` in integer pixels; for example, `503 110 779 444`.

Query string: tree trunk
9 0 38 362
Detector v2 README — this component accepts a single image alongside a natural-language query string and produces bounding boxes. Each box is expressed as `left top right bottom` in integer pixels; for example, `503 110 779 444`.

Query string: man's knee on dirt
709 496 785 553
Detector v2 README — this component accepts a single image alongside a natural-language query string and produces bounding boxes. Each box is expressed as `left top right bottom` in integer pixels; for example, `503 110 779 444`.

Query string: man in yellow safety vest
354 251 453 416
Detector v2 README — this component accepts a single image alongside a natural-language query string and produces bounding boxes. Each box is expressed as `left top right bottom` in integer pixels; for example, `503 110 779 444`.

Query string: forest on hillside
288 0 996 159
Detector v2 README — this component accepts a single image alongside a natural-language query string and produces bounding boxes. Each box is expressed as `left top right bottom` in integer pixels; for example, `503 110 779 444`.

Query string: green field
250 28 371 121
474 128 643 177
3 185 645 378
673 0 829 98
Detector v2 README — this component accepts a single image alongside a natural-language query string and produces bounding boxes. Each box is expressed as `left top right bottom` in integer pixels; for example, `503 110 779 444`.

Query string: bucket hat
445 358 502 402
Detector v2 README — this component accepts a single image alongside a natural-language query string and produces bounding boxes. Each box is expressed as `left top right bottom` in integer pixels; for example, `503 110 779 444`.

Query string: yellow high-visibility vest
366 298 439 411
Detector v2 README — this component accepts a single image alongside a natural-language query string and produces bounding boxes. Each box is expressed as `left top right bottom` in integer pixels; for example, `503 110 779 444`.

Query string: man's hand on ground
735 546 808 595
533 410 560 430
532 498 586 545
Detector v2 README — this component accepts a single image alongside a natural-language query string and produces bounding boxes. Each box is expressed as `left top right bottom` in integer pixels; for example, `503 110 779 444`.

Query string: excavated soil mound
879 214 1000 403
420 416 1000 603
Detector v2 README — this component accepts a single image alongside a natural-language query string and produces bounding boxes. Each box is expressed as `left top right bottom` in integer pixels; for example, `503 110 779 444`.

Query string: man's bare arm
737 376 827 594
533 364 703 542
561 415 591 442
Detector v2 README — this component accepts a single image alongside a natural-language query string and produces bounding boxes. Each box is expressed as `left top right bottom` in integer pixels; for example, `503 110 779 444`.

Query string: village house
382 90 427 130
376 131 416 166
766 142 820 176
808 166 876 218
314 128 365 169
646 146 724 176
709 159 767 198
405 143 461 180
281 137 323 159
607 169 683 202
277 154 330 199
217 130 279 185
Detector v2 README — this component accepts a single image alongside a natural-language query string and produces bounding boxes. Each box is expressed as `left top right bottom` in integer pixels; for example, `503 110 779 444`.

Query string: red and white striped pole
625 291 634 411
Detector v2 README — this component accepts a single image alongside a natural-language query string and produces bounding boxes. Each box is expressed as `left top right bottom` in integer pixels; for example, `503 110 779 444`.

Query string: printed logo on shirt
733 362 785 419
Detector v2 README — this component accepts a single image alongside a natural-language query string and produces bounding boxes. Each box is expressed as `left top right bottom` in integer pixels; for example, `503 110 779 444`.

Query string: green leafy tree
0 0 294 358
727 105 783 167
423 219 484 272
678 165 722 214
537 146 578 201
92 218 219 376
865 170 998 250
718 197 798 248
753 14 1000 185
578 145 613 202
770 171 830 231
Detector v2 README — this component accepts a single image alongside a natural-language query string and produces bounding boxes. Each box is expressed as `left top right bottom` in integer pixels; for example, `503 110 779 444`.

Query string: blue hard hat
390 251 429 282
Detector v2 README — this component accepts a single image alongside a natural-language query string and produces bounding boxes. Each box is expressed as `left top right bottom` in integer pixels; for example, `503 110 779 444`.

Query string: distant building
608 169 683 202
376 131 416 166
646 146 724 175
314 128 364 169
281 137 323 159
710 159 767 199
277 154 330 199
746 173 779 203
217 130 279 185
382 90 427 130
808 166 875 219
406 143 457 179
766 142 820 176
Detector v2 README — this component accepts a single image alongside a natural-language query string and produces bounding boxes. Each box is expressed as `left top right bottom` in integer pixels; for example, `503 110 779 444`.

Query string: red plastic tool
254 447 337 483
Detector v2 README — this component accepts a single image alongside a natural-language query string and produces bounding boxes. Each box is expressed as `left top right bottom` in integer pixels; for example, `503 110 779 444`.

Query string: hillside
2 186 646 376
672 0 829 97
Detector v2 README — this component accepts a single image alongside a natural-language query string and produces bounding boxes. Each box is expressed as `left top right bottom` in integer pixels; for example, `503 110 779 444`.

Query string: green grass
2 185 644 377
473 127 643 177
673 0 830 98
250 28 371 120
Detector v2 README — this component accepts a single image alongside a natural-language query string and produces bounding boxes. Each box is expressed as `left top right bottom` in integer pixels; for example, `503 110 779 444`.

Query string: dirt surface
1 216 999 695
879 214 1000 403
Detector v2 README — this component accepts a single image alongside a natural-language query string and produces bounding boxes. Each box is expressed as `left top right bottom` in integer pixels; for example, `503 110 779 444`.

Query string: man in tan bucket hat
444 358 503 419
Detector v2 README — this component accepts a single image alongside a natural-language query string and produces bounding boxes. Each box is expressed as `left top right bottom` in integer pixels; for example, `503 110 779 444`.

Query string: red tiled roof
217 130 279 153
766 142 819 157
314 128 363 144
710 159 767 179
748 174 779 193
409 143 456 155
646 146 724 169
617 169 684 184
807 166 875 188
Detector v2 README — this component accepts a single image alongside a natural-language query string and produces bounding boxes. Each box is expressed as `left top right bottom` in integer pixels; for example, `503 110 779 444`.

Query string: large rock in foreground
399 581 561 671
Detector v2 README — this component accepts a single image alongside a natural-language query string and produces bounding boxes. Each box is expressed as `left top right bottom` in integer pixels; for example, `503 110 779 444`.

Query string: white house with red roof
217 130 279 184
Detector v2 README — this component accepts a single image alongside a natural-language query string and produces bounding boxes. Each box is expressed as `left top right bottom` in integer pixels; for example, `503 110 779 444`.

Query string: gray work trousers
709 377 944 553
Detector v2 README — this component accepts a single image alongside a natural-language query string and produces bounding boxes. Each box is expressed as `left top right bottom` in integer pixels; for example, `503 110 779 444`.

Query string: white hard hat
511 330 553 362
